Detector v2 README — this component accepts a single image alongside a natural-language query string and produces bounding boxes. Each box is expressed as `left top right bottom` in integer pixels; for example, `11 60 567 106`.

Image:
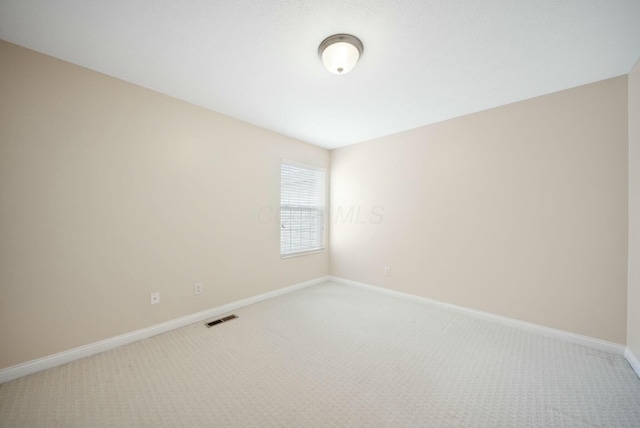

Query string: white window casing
280 160 325 257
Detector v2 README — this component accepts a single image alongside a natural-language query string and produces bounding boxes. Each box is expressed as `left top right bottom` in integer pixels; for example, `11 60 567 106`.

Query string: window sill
281 248 326 259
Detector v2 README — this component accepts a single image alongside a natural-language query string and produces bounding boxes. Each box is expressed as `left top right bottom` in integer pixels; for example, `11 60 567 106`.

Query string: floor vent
205 314 238 328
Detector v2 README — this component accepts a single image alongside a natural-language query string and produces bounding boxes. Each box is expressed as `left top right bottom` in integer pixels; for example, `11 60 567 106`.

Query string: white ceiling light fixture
318 34 364 75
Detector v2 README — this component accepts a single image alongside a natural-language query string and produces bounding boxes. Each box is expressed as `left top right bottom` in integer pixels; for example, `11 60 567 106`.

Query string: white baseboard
625 347 640 378
0 276 328 384
328 276 626 356
3 275 629 384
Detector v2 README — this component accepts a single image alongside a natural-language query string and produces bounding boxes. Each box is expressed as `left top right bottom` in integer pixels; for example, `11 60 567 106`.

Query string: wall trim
329 276 626 356
0 276 328 384
3 275 631 384
626 348 640 378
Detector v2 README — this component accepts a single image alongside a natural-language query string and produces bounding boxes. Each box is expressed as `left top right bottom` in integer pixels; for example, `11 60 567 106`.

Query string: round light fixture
318 34 364 75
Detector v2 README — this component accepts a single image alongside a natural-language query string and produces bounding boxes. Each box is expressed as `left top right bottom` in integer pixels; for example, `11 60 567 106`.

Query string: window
280 160 325 257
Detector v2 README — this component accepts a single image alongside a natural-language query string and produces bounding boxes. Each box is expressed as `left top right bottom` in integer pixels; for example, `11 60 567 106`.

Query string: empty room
1 1 640 427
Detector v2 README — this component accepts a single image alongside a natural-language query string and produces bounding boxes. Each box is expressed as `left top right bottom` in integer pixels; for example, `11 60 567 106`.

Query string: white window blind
280 160 325 257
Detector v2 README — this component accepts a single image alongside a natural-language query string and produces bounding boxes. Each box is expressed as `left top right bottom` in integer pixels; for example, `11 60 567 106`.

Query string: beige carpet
1 281 639 427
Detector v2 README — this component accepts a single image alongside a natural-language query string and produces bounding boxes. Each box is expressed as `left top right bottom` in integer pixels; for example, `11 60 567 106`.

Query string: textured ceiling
1 1 639 149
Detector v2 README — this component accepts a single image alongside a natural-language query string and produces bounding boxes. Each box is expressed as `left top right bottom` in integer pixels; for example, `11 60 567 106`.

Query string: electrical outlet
194 283 203 295
151 291 160 304
384 267 391 277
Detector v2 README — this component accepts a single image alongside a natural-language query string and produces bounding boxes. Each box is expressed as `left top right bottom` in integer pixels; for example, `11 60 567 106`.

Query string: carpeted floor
1 281 639 427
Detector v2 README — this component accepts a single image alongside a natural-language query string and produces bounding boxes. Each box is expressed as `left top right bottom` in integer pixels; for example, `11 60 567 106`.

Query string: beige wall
331 77 628 344
629 58 640 359
0 40 329 370
0 38 632 371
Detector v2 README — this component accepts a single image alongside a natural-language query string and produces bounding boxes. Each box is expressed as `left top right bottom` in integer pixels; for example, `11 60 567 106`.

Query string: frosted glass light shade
322 42 359 74
318 34 363 75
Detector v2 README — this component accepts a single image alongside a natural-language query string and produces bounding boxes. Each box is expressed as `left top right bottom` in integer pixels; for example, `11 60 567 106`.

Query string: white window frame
280 159 326 258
